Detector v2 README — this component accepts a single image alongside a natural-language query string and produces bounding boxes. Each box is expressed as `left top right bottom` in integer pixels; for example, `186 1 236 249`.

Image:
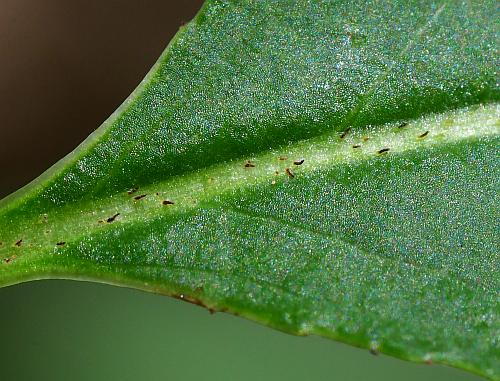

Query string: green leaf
1 0 498 378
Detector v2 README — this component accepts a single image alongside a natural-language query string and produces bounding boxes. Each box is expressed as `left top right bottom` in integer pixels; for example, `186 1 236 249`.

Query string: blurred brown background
0 0 202 198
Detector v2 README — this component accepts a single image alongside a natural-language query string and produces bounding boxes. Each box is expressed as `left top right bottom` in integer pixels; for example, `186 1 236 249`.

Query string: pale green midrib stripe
90 2 448 197
0 103 498 266
1 104 498 231
0 0 479 214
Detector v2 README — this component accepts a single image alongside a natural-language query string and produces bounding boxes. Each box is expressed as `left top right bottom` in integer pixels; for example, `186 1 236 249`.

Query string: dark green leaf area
26 0 499 206
51 137 499 377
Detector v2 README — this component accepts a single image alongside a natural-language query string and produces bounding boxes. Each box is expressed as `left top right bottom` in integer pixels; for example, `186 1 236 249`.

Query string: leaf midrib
89 2 448 197
0 103 497 272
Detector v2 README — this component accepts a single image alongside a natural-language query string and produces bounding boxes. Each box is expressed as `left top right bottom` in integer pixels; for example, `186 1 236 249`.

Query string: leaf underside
0 1 499 378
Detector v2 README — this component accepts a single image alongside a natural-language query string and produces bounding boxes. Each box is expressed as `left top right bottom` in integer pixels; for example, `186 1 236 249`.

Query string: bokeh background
0 2 485 380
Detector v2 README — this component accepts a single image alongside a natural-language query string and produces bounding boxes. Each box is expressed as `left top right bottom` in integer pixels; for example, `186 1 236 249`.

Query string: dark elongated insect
134 194 147 201
418 131 429 138
244 160 255 168
162 200 175 205
15 239 22 247
377 148 390 154
340 127 351 139
352 144 361 148
3 256 15 264
285 168 295 178
56 242 66 246
107 213 120 223
293 158 304 165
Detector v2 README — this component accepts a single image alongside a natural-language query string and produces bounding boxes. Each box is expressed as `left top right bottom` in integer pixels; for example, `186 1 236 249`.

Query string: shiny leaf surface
0 1 498 378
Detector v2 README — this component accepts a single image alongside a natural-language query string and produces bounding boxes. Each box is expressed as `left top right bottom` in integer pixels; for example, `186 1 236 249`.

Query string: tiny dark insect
134 194 147 201
418 130 429 138
377 148 390 154
285 167 295 178
56 242 66 246
352 144 361 148
127 187 138 195
293 158 304 166
340 127 351 139
244 160 255 168
162 200 175 205
279 156 287 161
15 239 22 247
107 213 120 223
398 122 408 128
275 170 280 175
3 256 15 264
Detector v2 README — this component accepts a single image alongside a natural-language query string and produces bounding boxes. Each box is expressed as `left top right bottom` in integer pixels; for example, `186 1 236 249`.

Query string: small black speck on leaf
340 127 351 139
134 194 147 201
398 122 408 128
162 200 175 205
352 144 361 148
377 148 390 154
56 242 66 246
15 239 22 247
3 256 15 264
244 160 255 168
285 167 295 178
418 131 429 138
279 156 287 161
293 158 304 165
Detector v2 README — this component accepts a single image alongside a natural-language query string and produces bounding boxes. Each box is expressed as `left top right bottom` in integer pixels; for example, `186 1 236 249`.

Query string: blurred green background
0 1 486 380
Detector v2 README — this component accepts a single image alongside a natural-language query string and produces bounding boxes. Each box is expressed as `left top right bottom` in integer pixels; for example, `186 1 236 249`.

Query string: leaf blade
0 0 499 378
